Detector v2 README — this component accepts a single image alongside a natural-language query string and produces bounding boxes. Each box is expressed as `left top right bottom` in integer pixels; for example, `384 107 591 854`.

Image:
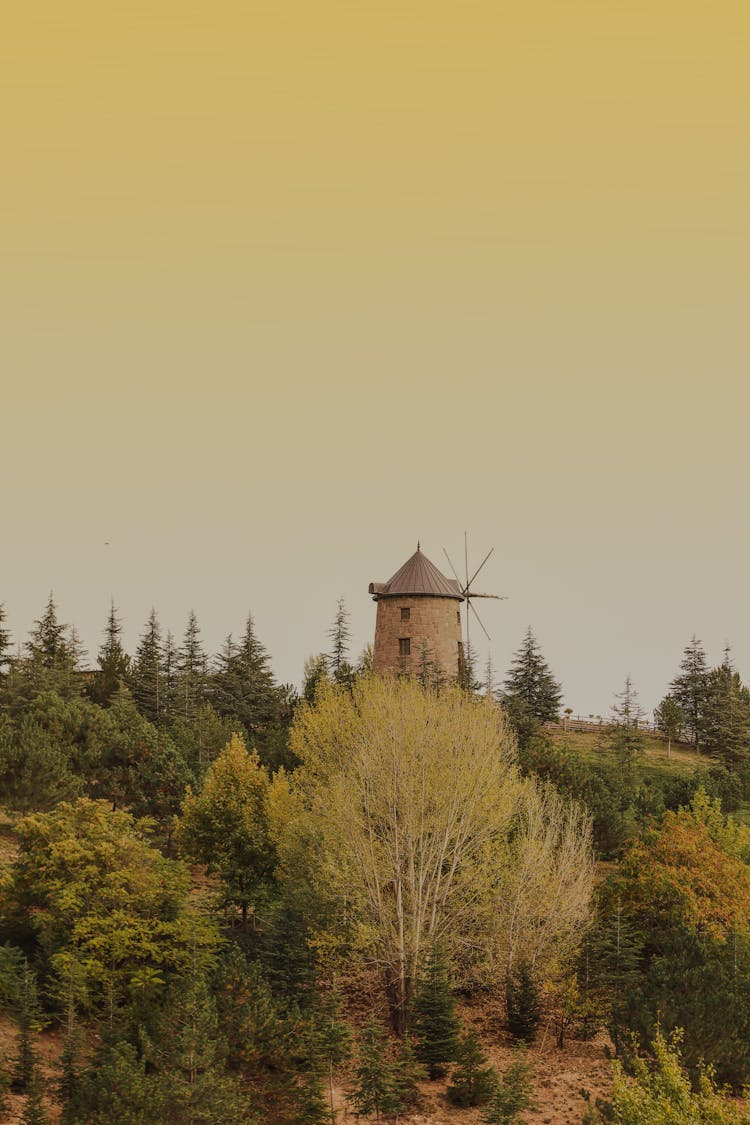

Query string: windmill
443 534 506 671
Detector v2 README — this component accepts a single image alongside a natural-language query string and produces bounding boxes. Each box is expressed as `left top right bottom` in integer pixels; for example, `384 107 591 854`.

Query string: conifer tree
129 609 163 722
327 597 354 688
311 989 352 1125
503 627 562 723
0 602 12 676
161 630 179 720
177 610 207 720
702 647 750 767
607 676 645 772
411 946 461 1079
670 635 710 750
391 1035 425 1115
653 693 685 758
21 595 78 701
348 1015 398 1123
89 602 130 706
21 1066 48 1125
211 616 280 751
481 1048 534 1125
505 960 541 1044
447 1029 497 1107
13 961 43 1094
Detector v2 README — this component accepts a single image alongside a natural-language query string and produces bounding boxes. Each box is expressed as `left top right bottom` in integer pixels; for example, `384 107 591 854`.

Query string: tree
311 989 352 1125
13 961 43 1093
210 616 281 757
1 798 217 1022
505 960 541 1043
177 735 276 928
19 595 79 702
348 1015 399 1123
610 676 644 755
129 610 163 723
653 694 685 759
411 946 461 1079
327 598 354 689
670 636 710 750
481 1048 534 1125
504 627 562 724
89 602 130 707
0 602 12 676
290 677 519 1032
702 649 750 768
0 710 81 813
611 1028 748 1124
161 630 179 722
447 1030 496 1107
176 611 208 721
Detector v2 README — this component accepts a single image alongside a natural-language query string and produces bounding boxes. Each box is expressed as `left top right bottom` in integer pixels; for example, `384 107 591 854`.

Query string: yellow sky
3 2 749 711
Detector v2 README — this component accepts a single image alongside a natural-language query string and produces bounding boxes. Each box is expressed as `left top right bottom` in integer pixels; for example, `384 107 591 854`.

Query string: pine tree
13 962 43 1093
391 1036 424 1115
447 1029 497 1107
89 602 130 706
327 598 354 688
588 902 642 1053
311 989 352 1125
505 960 541 1044
211 616 280 753
670 635 710 750
411 946 461 1079
161 630 179 721
702 647 750 768
129 610 163 722
21 1065 49 1125
503 627 562 723
0 602 12 676
608 676 645 772
348 1015 398 1123
21 595 78 700
177 610 207 720
481 1048 534 1125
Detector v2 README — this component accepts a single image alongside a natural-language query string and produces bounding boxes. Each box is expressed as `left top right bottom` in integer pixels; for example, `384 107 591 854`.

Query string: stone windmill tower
369 545 465 679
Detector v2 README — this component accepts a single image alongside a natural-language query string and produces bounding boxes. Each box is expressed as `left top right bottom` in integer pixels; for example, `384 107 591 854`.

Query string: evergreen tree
311 989 352 1125
21 594 79 701
481 1048 534 1125
129 610 163 722
177 610 208 720
327 598 354 688
161 631 180 721
211 616 280 755
411 946 461 1079
505 960 542 1044
390 1035 424 1115
13 962 43 1094
607 676 645 773
447 1029 497 1107
702 648 750 767
0 602 12 676
458 639 482 693
348 1015 399 1123
587 903 641 1053
302 654 331 704
89 601 130 706
21 1065 49 1125
670 635 710 750
503 627 562 723
416 640 442 689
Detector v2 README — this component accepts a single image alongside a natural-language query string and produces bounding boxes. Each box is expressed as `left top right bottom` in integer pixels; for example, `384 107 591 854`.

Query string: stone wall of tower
372 595 463 680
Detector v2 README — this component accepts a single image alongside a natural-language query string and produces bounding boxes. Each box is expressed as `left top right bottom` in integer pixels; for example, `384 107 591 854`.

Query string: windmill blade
468 598 491 641
467 547 495 590
442 548 467 594
469 592 508 600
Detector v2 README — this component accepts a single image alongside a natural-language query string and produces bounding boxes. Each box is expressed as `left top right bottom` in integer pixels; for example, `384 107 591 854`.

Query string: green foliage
506 960 542 1044
0 798 217 1021
481 1048 535 1125
327 597 355 689
653 694 685 753
411 945 461 1078
611 1028 750 1124
88 602 130 707
21 1066 49 1125
129 610 164 723
176 610 208 721
348 1015 401 1121
447 1029 497 1107
504 626 562 724
177 735 276 928
210 615 284 760
670 636 710 750
702 651 750 768
13 961 44 1094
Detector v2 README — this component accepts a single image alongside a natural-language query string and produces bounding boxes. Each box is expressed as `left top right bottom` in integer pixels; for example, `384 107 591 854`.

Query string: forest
2 595 750 1123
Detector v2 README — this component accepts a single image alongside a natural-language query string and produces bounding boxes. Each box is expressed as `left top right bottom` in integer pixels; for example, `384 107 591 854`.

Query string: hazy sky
3 2 749 715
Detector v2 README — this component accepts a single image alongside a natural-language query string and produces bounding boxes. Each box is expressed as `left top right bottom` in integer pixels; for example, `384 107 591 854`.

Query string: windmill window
399 637 411 656
400 607 410 621
457 611 461 625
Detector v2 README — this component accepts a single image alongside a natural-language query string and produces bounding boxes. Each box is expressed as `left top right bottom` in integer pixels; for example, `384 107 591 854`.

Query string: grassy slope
549 727 750 824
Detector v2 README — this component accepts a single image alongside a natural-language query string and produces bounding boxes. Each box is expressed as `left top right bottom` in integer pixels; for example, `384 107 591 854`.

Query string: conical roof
369 546 464 601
